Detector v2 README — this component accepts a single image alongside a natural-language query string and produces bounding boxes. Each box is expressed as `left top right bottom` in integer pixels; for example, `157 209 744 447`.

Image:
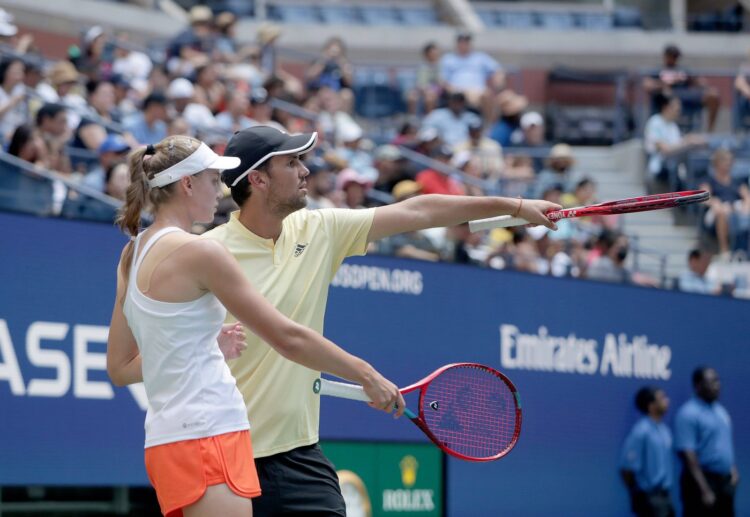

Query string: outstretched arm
368 194 561 242
192 239 406 415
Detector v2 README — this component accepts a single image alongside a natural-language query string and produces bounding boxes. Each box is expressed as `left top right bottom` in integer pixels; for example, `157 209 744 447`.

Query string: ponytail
116 146 150 238
116 146 151 279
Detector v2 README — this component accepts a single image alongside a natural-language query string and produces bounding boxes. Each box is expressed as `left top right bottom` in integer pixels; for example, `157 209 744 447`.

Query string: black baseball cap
222 125 318 187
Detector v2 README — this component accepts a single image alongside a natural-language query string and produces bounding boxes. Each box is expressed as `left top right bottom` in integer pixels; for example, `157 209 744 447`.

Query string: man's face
651 390 670 416
266 154 310 216
457 38 471 55
44 111 68 137
690 254 711 276
697 368 720 402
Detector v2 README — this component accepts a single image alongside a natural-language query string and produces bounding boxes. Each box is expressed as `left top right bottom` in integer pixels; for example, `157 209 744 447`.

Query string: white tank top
123 227 249 448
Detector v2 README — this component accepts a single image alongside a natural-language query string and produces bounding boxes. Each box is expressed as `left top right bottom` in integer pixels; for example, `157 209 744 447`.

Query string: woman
107 135 403 517
0 57 27 142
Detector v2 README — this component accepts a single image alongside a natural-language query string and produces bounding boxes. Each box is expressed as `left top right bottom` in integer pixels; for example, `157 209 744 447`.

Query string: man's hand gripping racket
313 363 522 462
469 190 709 232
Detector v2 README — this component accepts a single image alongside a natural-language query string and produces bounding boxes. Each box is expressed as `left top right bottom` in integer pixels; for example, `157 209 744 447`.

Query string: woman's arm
191 239 405 413
106 247 143 386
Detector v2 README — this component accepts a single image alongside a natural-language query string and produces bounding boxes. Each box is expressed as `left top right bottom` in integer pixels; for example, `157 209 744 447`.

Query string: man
124 92 168 145
82 134 130 192
620 386 675 517
643 44 720 132
644 92 705 188
204 125 559 515
678 249 719 295
422 92 481 147
675 367 739 516
439 31 504 108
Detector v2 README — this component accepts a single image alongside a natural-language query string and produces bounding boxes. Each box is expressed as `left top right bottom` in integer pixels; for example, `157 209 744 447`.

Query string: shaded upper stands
473 4 642 30
267 2 441 26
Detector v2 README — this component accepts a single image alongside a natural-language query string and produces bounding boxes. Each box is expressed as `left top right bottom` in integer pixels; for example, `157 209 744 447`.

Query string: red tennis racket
313 363 522 462
469 190 710 232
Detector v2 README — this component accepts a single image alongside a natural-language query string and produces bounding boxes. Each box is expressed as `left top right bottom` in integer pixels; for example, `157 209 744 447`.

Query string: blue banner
0 212 747 516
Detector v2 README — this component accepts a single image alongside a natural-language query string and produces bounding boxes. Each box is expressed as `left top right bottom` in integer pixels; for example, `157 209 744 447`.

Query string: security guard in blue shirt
620 386 676 517
675 367 739 516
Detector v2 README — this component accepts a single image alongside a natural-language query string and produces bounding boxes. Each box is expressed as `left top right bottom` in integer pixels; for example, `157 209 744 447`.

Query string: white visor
148 143 241 188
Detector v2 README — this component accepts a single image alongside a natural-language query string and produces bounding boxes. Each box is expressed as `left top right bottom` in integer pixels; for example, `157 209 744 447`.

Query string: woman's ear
180 175 194 196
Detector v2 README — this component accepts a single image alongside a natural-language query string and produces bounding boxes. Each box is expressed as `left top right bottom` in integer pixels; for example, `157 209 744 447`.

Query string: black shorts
253 443 346 517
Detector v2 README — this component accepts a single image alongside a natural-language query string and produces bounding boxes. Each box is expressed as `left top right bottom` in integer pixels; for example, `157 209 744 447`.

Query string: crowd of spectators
0 5 747 296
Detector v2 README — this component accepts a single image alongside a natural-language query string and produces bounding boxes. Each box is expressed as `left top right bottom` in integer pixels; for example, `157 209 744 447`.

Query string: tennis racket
313 363 522 462
469 190 709 232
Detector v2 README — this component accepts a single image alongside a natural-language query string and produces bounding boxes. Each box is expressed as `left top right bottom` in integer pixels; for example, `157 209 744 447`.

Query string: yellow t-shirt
202 208 375 457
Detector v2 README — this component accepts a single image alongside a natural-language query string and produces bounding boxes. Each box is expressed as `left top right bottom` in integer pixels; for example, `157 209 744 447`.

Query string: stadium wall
0 212 747 516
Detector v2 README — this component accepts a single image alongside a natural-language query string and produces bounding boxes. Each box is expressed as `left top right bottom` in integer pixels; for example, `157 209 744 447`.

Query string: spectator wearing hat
82 133 131 192
214 12 239 59
372 145 411 195
414 125 442 157
532 144 576 199
643 44 720 132
336 168 372 209
70 26 108 81
111 32 153 89
375 181 442 262
440 31 504 110
0 57 27 142
451 151 484 196
45 61 87 123
256 23 303 100
167 5 215 76
489 90 529 147
416 146 466 196
0 7 18 42
454 118 504 180
422 92 482 147
248 88 285 133
124 92 168 145
167 77 216 133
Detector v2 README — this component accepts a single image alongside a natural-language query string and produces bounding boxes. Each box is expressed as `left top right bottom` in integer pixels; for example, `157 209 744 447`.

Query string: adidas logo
294 243 308 257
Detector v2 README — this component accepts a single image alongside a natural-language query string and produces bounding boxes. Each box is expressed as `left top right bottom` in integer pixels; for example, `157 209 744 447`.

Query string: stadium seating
268 2 442 26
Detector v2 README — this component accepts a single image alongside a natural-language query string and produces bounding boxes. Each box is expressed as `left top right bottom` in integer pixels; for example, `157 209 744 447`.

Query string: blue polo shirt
620 417 674 492
675 398 734 474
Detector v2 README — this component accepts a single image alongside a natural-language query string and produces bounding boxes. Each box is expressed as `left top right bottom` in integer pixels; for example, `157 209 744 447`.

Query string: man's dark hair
36 103 66 126
635 386 659 414
692 366 712 386
688 248 703 261
142 92 168 110
227 163 269 207
422 42 437 56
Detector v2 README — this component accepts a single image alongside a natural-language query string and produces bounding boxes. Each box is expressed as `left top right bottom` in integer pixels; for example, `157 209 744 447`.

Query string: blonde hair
116 135 202 276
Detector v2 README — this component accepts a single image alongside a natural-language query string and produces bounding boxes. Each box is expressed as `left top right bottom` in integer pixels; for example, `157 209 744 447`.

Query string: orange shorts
144 430 261 517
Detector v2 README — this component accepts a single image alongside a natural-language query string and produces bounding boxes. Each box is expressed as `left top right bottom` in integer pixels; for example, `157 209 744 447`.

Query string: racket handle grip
314 378 371 402
469 215 528 232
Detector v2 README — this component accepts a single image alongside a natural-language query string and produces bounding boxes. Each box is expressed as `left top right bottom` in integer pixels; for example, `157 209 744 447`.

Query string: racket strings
421 365 518 460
